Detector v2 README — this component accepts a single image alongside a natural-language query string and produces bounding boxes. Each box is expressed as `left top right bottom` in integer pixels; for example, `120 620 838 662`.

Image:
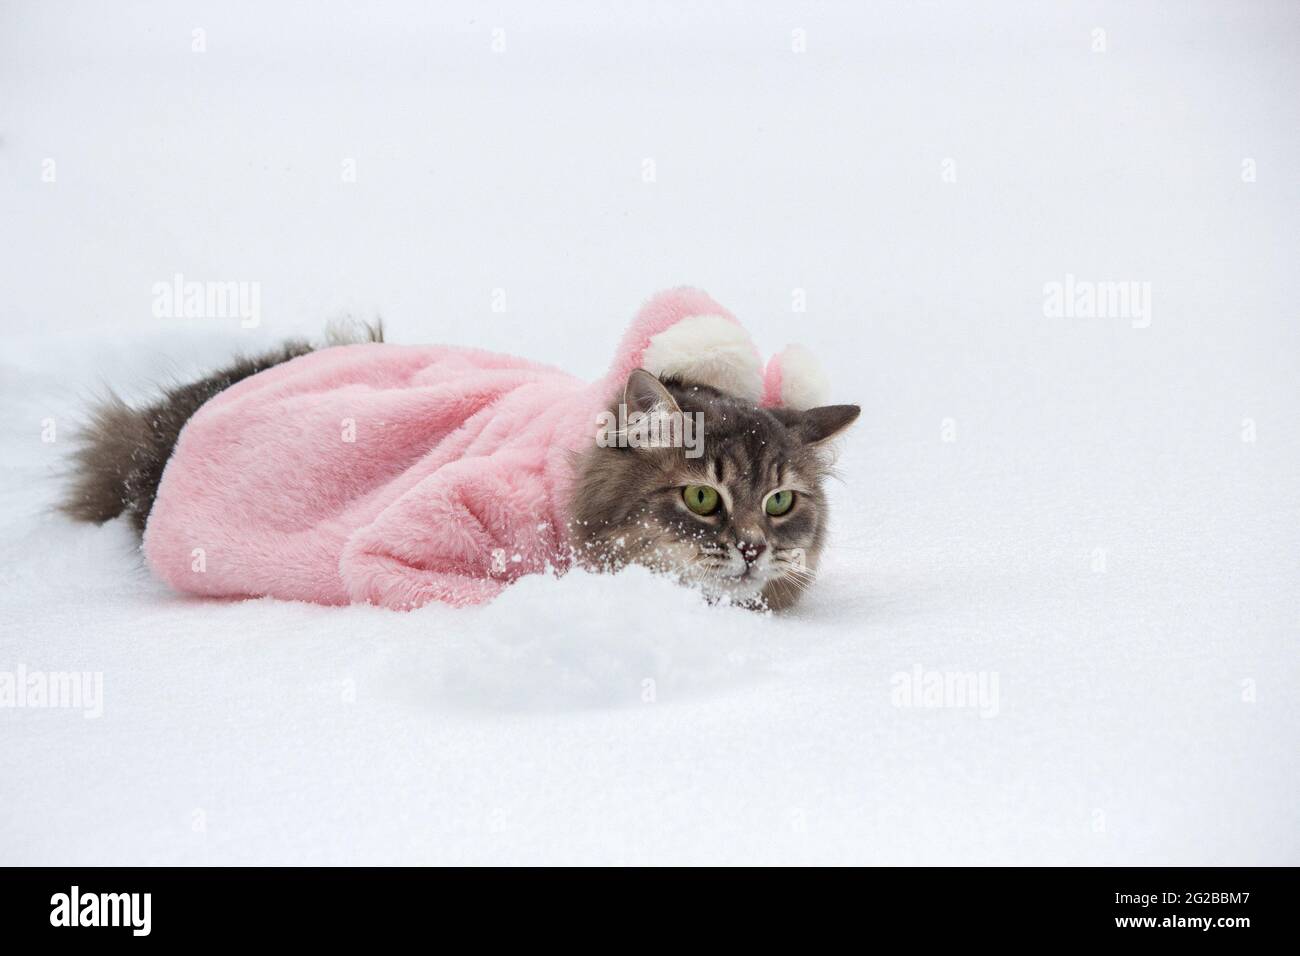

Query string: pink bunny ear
761 344 831 410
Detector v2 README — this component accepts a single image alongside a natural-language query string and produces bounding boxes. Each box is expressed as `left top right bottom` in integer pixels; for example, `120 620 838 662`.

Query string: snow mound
427 566 770 712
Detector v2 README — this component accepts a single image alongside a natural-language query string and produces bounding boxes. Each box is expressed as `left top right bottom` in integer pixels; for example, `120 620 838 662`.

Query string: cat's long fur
60 322 382 533
570 374 858 609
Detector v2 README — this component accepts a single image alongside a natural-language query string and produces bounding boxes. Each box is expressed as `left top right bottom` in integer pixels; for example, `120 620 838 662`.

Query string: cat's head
570 369 859 609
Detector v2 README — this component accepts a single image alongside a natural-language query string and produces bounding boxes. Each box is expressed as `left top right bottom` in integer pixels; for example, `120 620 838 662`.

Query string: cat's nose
737 540 767 565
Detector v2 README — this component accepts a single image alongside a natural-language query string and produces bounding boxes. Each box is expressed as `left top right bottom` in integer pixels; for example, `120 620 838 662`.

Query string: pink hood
143 288 831 609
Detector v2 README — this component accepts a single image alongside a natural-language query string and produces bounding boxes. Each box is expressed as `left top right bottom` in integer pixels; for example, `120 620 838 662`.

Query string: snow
1 1 1297 864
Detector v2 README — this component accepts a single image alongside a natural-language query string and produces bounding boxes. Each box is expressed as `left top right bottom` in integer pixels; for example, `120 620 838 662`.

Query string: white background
1 1 1296 864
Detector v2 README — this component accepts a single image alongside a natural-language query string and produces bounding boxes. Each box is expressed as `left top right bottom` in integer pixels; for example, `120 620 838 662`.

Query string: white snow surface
1 1 1297 865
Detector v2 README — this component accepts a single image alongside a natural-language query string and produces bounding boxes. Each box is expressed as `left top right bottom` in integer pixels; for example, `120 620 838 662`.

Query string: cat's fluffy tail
60 319 383 534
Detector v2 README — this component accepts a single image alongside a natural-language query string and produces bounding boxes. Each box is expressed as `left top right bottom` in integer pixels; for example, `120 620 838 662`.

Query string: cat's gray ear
624 368 681 415
797 404 860 444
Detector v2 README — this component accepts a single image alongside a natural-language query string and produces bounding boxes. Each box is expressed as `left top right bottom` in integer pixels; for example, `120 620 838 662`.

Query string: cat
571 369 857 609
61 317 857 610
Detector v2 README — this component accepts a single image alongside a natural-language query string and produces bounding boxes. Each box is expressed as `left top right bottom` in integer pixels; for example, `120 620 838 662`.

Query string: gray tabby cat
570 369 858 610
62 336 857 610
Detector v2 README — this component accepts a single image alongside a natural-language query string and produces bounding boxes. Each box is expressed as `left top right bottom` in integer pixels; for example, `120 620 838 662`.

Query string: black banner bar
0 866 1290 944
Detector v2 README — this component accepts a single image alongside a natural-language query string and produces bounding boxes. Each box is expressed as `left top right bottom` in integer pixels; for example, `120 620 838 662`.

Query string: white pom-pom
642 314 763 401
772 344 830 410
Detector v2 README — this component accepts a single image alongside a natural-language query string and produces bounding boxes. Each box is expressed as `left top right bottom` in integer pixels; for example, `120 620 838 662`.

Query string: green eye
683 484 721 516
765 490 795 516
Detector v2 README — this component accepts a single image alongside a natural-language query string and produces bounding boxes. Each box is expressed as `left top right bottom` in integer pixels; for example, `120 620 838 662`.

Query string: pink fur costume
142 288 833 609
